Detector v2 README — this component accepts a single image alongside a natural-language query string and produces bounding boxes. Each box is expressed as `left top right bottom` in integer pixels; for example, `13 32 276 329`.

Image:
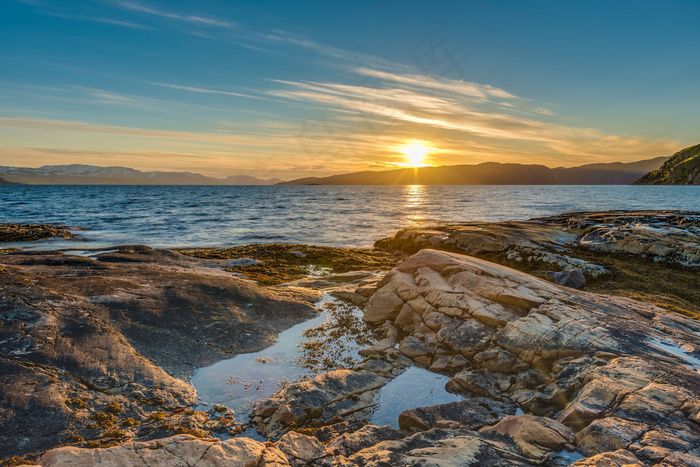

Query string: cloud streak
44 12 152 30
269 67 680 161
145 82 267 100
113 0 237 28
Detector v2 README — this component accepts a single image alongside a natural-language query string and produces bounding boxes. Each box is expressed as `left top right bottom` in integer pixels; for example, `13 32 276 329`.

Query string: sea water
1 185 698 249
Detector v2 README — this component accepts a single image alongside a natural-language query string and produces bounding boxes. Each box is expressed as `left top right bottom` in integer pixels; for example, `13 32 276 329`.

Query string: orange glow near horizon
400 142 432 167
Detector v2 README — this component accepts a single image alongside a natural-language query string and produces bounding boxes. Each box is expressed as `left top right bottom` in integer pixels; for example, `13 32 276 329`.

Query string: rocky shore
1 211 699 466
376 210 700 318
0 245 320 462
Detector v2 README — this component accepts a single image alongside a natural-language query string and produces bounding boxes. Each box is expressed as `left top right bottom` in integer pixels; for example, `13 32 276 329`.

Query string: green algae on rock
0 223 73 243
178 244 400 285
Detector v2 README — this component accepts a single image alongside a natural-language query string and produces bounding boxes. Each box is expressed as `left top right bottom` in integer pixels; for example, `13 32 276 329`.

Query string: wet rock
575 417 650 457
345 429 536 466
330 290 367 305
0 223 73 243
384 210 700 268
313 420 367 443
445 369 509 399
210 404 228 414
352 357 394 374
546 269 586 289
251 370 385 440
398 397 516 432
326 424 404 457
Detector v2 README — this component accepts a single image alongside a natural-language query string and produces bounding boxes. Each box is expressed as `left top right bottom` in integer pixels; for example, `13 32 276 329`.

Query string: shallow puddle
62 249 120 257
648 336 700 370
190 293 377 420
191 311 329 417
369 366 464 429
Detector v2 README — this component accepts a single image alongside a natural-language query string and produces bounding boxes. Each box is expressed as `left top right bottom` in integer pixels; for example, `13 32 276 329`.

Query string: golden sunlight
400 143 430 167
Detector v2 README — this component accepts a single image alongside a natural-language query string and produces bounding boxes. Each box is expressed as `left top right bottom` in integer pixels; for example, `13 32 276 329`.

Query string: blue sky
1 0 698 178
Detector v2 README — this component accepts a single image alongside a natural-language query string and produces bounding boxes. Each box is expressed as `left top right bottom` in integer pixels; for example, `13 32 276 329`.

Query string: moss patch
573 249 700 320
0 224 73 243
178 244 400 285
505 248 700 320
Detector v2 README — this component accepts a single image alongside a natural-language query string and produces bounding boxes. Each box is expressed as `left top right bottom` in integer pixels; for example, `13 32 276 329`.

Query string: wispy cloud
113 0 237 28
44 12 151 30
269 67 680 161
2 82 245 114
110 0 403 67
0 116 266 143
145 82 267 100
354 67 516 100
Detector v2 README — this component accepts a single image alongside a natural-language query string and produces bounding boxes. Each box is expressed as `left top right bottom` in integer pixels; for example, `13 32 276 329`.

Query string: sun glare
401 143 430 167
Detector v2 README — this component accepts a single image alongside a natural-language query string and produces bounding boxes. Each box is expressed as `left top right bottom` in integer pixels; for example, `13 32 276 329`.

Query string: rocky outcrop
19 248 700 466
480 414 575 458
635 143 700 185
248 248 699 465
358 249 700 464
379 210 700 269
398 398 515 432
0 246 318 460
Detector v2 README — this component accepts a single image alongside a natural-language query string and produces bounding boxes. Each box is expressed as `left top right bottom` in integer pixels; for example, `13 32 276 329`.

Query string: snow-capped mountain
0 165 284 185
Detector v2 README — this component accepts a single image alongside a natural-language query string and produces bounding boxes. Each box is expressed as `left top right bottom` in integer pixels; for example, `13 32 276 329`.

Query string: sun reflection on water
403 184 426 226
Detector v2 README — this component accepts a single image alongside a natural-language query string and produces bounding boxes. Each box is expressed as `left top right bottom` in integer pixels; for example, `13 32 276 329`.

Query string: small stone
546 269 586 289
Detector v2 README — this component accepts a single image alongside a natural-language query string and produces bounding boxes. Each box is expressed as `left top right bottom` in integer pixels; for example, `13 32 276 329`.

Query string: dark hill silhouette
0 176 23 185
634 144 700 185
280 157 668 185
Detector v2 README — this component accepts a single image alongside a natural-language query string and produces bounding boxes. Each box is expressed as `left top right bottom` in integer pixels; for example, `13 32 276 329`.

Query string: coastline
1 211 699 466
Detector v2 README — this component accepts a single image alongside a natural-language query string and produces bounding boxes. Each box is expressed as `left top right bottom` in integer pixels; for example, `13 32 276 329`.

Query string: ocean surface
1 185 699 249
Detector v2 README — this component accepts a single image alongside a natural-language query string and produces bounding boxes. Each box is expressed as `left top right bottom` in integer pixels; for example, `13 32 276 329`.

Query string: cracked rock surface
0 246 318 460
248 248 700 466
6 213 700 466
378 210 700 272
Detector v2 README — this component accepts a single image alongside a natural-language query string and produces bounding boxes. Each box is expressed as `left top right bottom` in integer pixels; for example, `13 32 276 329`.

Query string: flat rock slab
0 246 318 460
21 247 700 466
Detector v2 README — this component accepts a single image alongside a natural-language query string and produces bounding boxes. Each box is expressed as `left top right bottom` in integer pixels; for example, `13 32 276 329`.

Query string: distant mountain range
0 164 283 185
0 155 676 186
634 144 700 185
279 157 668 185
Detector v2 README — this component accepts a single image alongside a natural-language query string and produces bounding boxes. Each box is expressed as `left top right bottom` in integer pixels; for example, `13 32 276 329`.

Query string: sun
400 143 430 167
